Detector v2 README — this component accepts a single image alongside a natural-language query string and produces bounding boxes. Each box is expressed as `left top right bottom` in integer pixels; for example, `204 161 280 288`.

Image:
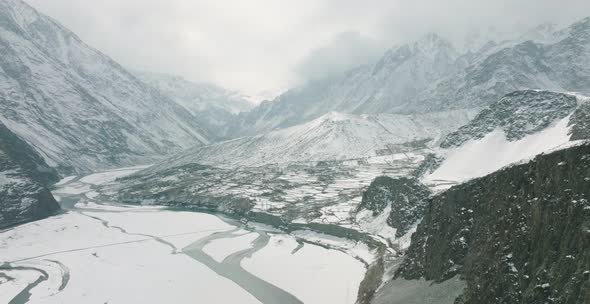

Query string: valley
1 0 589 303
1 167 366 304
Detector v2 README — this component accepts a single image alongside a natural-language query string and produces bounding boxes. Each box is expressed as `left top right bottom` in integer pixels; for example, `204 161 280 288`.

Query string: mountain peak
318 111 351 123
519 22 561 43
411 33 456 60
413 33 453 51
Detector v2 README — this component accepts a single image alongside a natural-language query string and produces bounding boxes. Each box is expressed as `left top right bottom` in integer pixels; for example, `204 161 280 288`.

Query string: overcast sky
28 0 590 101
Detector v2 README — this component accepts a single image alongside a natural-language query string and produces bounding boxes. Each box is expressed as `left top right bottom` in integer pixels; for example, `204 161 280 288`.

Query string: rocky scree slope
0 121 59 228
395 143 590 304
0 0 211 174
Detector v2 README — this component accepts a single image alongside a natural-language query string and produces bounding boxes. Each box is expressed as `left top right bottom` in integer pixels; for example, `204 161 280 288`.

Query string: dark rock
0 123 58 186
358 176 431 237
0 121 59 228
396 143 590 304
570 101 590 140
441 90 577 148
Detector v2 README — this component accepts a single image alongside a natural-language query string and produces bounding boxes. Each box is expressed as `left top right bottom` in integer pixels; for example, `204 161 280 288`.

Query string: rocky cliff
0 121 59 228
357 176 431 238
395 143 590 304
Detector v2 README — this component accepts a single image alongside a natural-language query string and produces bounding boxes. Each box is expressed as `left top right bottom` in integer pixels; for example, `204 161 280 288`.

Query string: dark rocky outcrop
358 176 431 237
570 101 590 141
0 121 60 228
412 153 443 178
0 123 58 186
396 143 590 304
441 90 578 148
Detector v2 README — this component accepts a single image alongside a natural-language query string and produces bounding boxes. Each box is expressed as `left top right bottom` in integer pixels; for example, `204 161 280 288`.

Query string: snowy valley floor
0 168 366 304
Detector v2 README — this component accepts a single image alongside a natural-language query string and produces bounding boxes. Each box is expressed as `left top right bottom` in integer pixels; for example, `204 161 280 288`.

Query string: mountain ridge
228 17 590 137
0 0 212 174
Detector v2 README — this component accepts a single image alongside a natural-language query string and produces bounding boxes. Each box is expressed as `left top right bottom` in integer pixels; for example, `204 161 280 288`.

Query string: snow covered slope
230 17 590 136
422 17 590 111
0 121 59 228
0 0 212 173
136 71 252 138
230 33 463 136
424 90 589 189
146 110 477 171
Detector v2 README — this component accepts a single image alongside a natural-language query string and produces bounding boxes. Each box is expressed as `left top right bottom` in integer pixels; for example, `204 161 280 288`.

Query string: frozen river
0 167 366 304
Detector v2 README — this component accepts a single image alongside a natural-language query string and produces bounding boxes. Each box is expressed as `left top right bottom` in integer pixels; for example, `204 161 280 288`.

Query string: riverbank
0 168 368 304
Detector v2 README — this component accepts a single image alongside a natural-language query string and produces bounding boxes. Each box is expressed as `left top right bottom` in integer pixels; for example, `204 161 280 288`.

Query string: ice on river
242 234 365 304
1 168 367 304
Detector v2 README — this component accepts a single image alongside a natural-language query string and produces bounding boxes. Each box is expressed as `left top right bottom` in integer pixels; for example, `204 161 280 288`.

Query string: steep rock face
136 71 252 139
570 100 590 140
440 90 578 148
397 143 590 304
0 122 58 185
0 0 211 173
357 176 431 238
0 121 59 228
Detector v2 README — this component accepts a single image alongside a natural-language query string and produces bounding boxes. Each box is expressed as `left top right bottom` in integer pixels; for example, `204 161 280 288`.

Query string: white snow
145 110 476 171
136 71 252 115
0 270 41 304
0 209 260 304
51 182 92 195
242 234 365 304
291 230 376 264
202 232 259 263
3 165 375 304
79 166 149 185
355 201 397 242
425 116 573 188
0 0 212 173
55 175 76 186
53 166 146 195
82 208 233 249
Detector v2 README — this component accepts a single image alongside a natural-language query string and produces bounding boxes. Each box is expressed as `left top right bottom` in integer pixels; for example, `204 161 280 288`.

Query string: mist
27 0 590 99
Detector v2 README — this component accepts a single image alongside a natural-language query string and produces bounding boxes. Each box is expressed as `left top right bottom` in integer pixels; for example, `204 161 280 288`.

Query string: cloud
26 0 590 99
293 32 385 83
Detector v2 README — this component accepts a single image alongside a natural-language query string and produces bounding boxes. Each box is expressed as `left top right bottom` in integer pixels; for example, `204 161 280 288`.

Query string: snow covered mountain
0 120 59 228
0 0 212 174
229 33 462 136
230 17 590 137
351 90 589 246
422 17 590 111
94 109 474 232
423 90 589 189
136 71 253 138
144 109 476 171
